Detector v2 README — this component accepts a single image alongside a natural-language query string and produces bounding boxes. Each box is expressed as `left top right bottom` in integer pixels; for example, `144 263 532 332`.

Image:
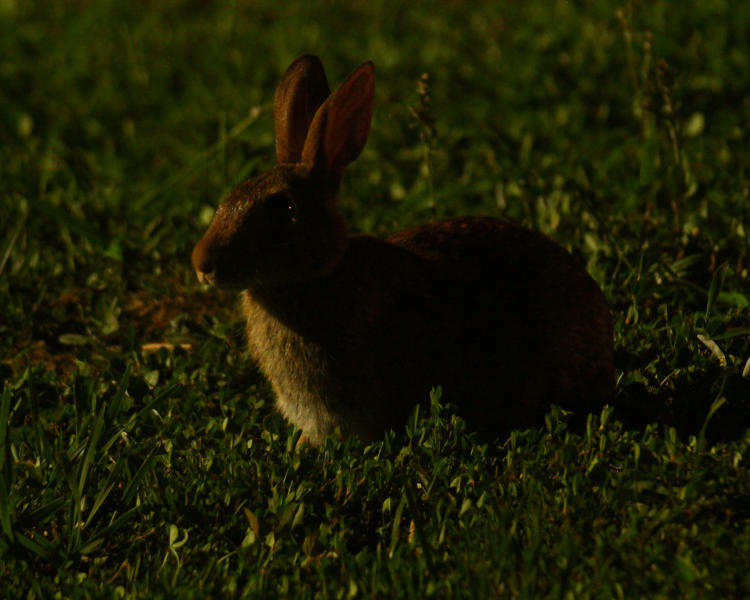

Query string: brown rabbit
191 55 614 445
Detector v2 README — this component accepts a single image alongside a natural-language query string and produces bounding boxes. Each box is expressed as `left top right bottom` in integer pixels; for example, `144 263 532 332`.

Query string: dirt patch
122 285 238 340
4 282 239 381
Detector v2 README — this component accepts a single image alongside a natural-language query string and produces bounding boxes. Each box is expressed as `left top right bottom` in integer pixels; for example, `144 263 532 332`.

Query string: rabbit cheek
249 214 346 285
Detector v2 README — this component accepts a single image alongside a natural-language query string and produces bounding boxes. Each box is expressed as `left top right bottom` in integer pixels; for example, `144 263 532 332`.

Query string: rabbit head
191 55 375 290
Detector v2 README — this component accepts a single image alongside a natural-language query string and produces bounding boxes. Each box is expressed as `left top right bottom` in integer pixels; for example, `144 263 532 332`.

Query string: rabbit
191 55 614 446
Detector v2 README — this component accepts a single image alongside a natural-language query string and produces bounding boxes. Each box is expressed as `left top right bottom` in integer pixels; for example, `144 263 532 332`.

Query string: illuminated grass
1 1 749 597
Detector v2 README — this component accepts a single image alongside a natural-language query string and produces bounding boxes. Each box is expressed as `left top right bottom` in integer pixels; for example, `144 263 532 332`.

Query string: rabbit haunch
192 55 614 445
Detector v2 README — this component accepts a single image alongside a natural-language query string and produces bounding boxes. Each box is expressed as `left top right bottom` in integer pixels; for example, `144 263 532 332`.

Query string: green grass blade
26 497 66 523
84 480 118 531
15 531 56 560
81 505 142 553
100 425 129 457
107 363 133 420
404 483 434 573
0 472 13 541
77 403 107 497
66 468 82 554
122 447 160 504
705 264 726 320
0 386 12 542
0 385 11 478
0 210 27 278
121 382 179 434
72 370 87 437
699 395 727 444
711 327 750 341
78 536 105 556
388 493 407 558
0 384 10 450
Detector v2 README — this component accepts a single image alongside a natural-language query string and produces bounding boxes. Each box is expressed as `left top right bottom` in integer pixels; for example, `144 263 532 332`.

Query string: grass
1 0 749 597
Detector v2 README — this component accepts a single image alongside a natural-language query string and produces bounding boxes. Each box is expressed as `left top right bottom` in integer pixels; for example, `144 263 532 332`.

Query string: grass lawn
1 0 749 597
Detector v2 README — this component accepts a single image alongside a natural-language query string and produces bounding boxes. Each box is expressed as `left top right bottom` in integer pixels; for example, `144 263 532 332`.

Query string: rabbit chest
241 291 368 444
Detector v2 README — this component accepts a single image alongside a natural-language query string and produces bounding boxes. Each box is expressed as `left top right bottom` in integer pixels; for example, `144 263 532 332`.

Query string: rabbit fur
192 55 614 445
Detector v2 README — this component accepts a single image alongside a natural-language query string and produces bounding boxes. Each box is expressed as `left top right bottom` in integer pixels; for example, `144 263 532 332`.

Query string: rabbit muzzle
191 230 252 289
191 234 220 286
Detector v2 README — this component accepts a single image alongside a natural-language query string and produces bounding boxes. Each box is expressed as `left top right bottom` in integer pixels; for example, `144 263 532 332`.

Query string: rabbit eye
266 192 296 225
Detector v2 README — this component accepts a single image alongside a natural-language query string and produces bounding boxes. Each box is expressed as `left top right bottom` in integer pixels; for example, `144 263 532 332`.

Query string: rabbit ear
301 61 374 183
274 55 331 164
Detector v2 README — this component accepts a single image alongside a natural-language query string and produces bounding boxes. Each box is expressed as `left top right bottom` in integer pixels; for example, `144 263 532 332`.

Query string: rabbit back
389 217 613 435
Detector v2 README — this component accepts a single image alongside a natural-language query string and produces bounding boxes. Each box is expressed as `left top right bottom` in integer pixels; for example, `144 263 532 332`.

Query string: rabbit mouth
195 265 258 291
196 271 217 286
196 270 248 290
